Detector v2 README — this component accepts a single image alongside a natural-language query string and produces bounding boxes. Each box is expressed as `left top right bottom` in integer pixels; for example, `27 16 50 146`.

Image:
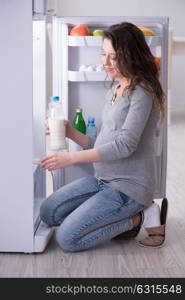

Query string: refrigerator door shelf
34 165 46 232
34 221 54 252
68 35 161 47
68 70 111 82
33 164 38 173
33 158 41 173
68 35 102 47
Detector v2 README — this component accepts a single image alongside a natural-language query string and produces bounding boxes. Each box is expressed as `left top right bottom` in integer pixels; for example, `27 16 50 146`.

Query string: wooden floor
0 111 185 278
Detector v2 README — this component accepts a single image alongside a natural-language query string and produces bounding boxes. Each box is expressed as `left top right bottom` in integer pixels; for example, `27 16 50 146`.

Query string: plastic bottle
72 108 86 134
48 96 67 151
86 117 97 138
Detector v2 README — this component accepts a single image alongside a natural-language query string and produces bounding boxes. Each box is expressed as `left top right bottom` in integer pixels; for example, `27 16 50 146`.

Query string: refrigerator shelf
68 35 162 47
68 35 102 47
68 70 111 81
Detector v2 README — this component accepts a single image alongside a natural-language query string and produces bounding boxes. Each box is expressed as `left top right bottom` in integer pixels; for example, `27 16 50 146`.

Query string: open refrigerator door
33 17 55 252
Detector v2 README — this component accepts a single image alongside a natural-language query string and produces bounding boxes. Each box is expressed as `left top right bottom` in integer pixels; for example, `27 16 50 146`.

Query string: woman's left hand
41 152 74 171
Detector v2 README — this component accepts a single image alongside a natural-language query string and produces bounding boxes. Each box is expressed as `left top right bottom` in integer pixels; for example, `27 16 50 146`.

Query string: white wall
56 0 185 110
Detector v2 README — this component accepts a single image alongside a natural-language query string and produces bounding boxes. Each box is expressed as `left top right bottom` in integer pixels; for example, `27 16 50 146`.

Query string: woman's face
101 38 122 79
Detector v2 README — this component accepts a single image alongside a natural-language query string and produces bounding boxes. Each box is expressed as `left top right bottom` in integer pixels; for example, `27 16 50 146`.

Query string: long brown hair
103 22 166 121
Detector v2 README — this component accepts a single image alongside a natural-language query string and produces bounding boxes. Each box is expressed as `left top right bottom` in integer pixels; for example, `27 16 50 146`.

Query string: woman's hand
45 118 72 138
41 151 74 171
41 148 101 171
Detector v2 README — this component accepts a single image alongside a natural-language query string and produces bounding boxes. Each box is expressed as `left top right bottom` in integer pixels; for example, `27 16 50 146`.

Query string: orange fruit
154 57 161 70
69 24 91 36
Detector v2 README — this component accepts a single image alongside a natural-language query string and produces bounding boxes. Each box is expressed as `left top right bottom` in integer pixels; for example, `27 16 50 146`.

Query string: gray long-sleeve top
88 85 160 206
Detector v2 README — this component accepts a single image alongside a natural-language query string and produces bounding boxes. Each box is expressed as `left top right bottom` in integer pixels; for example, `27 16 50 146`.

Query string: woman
40 22 168 252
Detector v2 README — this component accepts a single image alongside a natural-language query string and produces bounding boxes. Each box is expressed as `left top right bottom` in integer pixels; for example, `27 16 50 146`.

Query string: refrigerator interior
53 16 168 199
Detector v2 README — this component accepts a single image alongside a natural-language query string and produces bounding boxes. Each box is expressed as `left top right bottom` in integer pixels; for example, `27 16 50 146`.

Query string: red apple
69 24 91 36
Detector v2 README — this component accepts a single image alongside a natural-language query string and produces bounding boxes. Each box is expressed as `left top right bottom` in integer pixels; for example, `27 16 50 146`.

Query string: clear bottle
48 96 67 151
72 108 86 134
86 117 97 139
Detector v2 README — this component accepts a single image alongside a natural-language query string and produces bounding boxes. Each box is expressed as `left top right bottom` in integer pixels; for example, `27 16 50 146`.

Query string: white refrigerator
0 1 168 253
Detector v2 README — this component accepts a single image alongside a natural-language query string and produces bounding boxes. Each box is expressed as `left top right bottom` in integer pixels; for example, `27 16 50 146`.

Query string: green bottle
73 108 86 134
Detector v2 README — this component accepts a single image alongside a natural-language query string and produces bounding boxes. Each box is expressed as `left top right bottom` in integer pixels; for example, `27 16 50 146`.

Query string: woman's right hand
45 118 72 138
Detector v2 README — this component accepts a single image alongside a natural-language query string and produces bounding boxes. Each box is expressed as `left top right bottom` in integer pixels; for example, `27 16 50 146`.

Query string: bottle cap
76 108 83 112
50 96 60 101
88 117 95 123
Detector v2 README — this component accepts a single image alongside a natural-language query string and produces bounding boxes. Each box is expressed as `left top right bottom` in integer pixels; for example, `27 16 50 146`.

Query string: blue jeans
40 175 147 252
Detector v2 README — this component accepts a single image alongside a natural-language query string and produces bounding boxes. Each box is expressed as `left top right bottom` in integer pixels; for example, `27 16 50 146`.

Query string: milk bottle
48 96 67 151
